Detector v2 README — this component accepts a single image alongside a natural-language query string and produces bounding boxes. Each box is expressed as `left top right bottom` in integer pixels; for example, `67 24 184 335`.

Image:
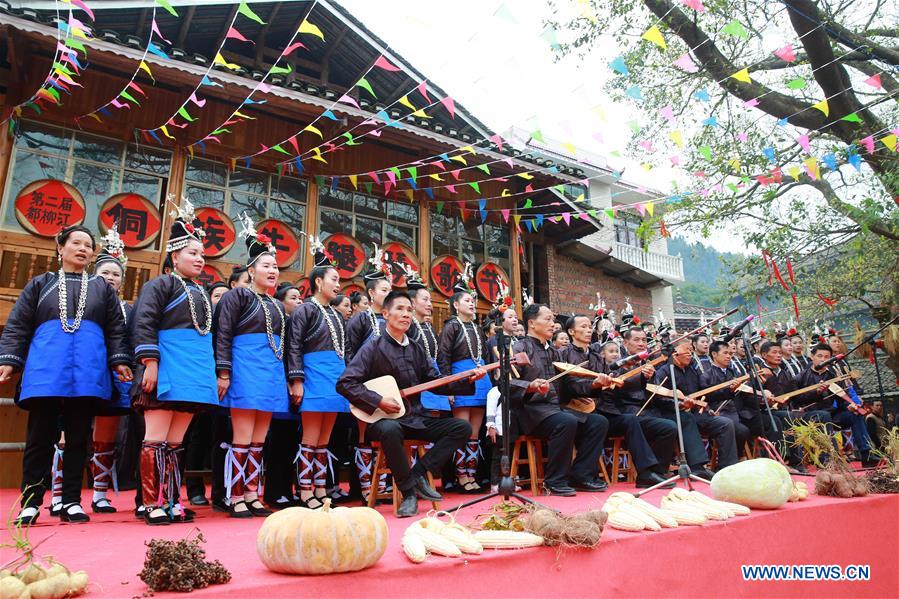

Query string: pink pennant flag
282 42 305 56
385 170 397 185
737 132 748 142
385 180 394 194
501 209 511 223
151 19 171 44
796 134 811 153
287 136 300 154
257 82 272 93
57 42 76 58
417 80 431 102
70 0 95 20
68 16 88 32
503 157 514 168
338 94 360 109
367 171 381 184
743 98 760 108
489 134 505 152
659 105 675 121
128 81 147 96
427 160 446 170
681 0 705 11
673 53 698 73
223 119 240 126
440 96 455 119
774 45 796 62
864 74 882 89
860 135 875 153
635 203 646 217
450 170 461 181
562 213 571 226
669 155 681 166
373 55 402 71
188 92 206 107
368 129 382 137
700 187 711 197
638 139 655 152
110 99 130 109
592 132 604 144
446 185 456 194
226 27 252 43
525 184 533 192
167 120 188 129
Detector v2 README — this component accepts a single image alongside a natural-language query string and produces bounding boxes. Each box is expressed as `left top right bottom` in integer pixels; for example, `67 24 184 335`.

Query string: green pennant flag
469 182 480 193
726 182 739 193
407 166 418 180
119 90 140 106
276 164 284 177
786 78 806 90
53 62 73 76
238 0 266 24
530 130 545 143
476 164 490 175
626 120 641 134
436 201 444 214
270 64 292 76
389 167 401 179
156 0 179 17
272 144 291 155
722 20 748 38
315 175 325 187
65 38 87 53
587 209 598 219
605 208 615 219
553 184 565 193
841 112 863 123
523 198 533 209
356 77 376 98
211 128 232 135
342 132 360 146
699 145 712 161
364 182 373 194
177 106 196 122
44 87 61 101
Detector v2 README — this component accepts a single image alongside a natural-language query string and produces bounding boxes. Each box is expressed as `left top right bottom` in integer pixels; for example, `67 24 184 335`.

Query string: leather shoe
413 476 443 502
543 484 576 497
691 467 716 481
397 494 419 518
211 499 230 513
189 495 209 506
571 479 608 492
635 471 675 489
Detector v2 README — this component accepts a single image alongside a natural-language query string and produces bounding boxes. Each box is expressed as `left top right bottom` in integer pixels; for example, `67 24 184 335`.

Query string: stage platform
1 480 896 599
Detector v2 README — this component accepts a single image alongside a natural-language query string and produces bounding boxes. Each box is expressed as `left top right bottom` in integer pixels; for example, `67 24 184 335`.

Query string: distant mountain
667 237 741 307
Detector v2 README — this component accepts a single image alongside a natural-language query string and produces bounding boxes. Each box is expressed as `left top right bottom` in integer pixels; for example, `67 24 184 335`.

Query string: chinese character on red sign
14 179 86 237
195 207 236 258
341 282 365 298
323 233 365 279
475 262 511 303
258 219 300 268
430 255 463 298
382 241 420 288
197 264 223 288
295 277 314 300
99 193 161 248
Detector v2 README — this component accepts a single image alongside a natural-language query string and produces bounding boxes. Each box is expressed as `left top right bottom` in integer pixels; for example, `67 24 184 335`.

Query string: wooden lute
350 352 531 424
609 355 667 388
770 371 859 405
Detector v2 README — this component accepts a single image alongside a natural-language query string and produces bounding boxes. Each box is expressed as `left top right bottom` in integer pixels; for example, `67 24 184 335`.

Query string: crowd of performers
0 200 883 524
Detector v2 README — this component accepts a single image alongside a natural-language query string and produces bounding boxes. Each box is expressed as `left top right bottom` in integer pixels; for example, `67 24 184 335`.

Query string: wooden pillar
0 112 14 209
157 146 188 273
304 178 319 276
418 200 430 285
509 211 522 317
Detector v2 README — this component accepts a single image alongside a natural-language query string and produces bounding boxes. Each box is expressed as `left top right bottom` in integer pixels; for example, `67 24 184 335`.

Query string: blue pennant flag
293 156 304 174
694 89 710 102
625 85 643 101
822 153 837 171
147 42 169 60
762 147 776 163
702 116 718 127
609 56 629 76
322 110 338 120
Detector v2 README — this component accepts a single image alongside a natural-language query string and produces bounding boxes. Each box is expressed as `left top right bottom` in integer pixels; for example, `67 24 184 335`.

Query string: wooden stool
607 436 637 483
510 436 545 496
369 440 439 515
702 437 719 470
743 441 754 460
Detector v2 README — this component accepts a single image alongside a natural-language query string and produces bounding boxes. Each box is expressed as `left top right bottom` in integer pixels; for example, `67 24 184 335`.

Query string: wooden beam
0 106 14 209
419 200 431 286
509 210 522 318
175 5 196 49
135 8 149 37
320 26 349 86
216 5 240 50
304 178 319 276
159 146 188 274
253 3 280 66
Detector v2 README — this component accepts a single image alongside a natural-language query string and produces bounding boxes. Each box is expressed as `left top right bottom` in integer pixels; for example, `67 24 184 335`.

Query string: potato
41 566 65 580
68 572 89 596
0 570 11 579
27 573 68 599
0 575 27 599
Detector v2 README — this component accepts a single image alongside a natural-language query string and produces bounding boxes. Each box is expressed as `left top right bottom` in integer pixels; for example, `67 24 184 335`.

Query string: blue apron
301 350 349 412
20 319 111 402
451 358 490 407
157 328 218 406
421 357 451 411
107 377 133 411
223 333 289 413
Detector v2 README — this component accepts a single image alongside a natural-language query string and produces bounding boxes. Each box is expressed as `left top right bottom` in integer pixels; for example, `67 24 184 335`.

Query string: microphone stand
635 346 709 497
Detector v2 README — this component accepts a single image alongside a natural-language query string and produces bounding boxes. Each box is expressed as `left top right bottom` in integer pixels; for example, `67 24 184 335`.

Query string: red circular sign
430 254 464 298
257 219 300 268
322 233 365 279
99 193 161 248
195 207 235 258
197 264 223 288
295 277 314 299
14 179 86 237
340 282 365 297
475 262 511 303
382 241 420 288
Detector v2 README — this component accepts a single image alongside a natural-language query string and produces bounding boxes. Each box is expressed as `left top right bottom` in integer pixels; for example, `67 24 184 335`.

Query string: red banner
99 193 161 248
197 264 222 288
382 241 420 288
258 218 300 268
195 207 236 258
341 282 365 297
475 262 511 303
295 276 314 299
323 233 365 279
14 179 85 237
430 255 463 298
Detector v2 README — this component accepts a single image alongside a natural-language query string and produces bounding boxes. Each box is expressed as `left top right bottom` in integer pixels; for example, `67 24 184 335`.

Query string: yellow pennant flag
501 189 512 197
812 100 829 117
160 125 175 140
668 129 684 148
214 52 240 70
641 163 653 171
804 157 820 180
880 133 896 152
642 26 667 50
787 165 802 180
398 95 416 110
303 124 323 139
186 145 194 159
646 202 655 216
234 110 256 120
349 175 358 189
298 19 325 41
592 104 607 122
449 155 468 166
139 60 155 82
429 174 444 181
562 142 577 157
731 68 751 83
460 145 476 155
518 172 534 180
410 108 430 119
728 157 741 171
575 193 585 202
86 112 103 123
311 147 327 163
404 189 415 202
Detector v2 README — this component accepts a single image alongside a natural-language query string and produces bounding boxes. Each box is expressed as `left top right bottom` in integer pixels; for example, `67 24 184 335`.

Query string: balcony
611 242 685 282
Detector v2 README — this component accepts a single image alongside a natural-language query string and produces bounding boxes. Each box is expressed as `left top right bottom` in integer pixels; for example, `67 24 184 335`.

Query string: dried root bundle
139 531 230 593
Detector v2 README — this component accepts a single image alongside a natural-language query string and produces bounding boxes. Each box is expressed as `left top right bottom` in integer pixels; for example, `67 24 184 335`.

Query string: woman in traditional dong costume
438 264 491 493
131 199 218 525
214 214 287 518
0 225 131 525
286 238 348 509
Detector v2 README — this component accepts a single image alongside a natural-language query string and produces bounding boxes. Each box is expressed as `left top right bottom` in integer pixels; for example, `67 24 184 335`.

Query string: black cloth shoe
15 506 39 526
412 476 443 502
211 498 230 513
229 500 253 519
397 494 419 518
189 495 209 506
134 505 147 519
691 467 716 481
60 503 90 523
49 503 62 518
543 484 576 497
571 479 608 492
91 498 117 514
247 499 273 517
635 471 675 489
144 507 170 526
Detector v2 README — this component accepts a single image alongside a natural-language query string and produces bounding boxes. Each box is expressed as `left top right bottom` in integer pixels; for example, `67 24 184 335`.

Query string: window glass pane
73 133 122 165
485 223 509 247
126 145 171 175
16 122 69 155
3 152 68 230
229 191 267 221
488 246 510 272
72 162 115 233
119 171 163 204
461 219 483 240
270 200 306 270
319 210 352 239
430 209 460 237
185 185 225 210
355 216 382 257
186 158 226 187
431 233 454 258
271 177 307 203
386 199 418 224
230 168 269 196
385 223 416 252
354 193 384 218
461 239 484 265
319 186 353 211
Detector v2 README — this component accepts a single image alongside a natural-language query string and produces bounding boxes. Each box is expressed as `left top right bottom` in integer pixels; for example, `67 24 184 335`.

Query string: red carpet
1 482 896 599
